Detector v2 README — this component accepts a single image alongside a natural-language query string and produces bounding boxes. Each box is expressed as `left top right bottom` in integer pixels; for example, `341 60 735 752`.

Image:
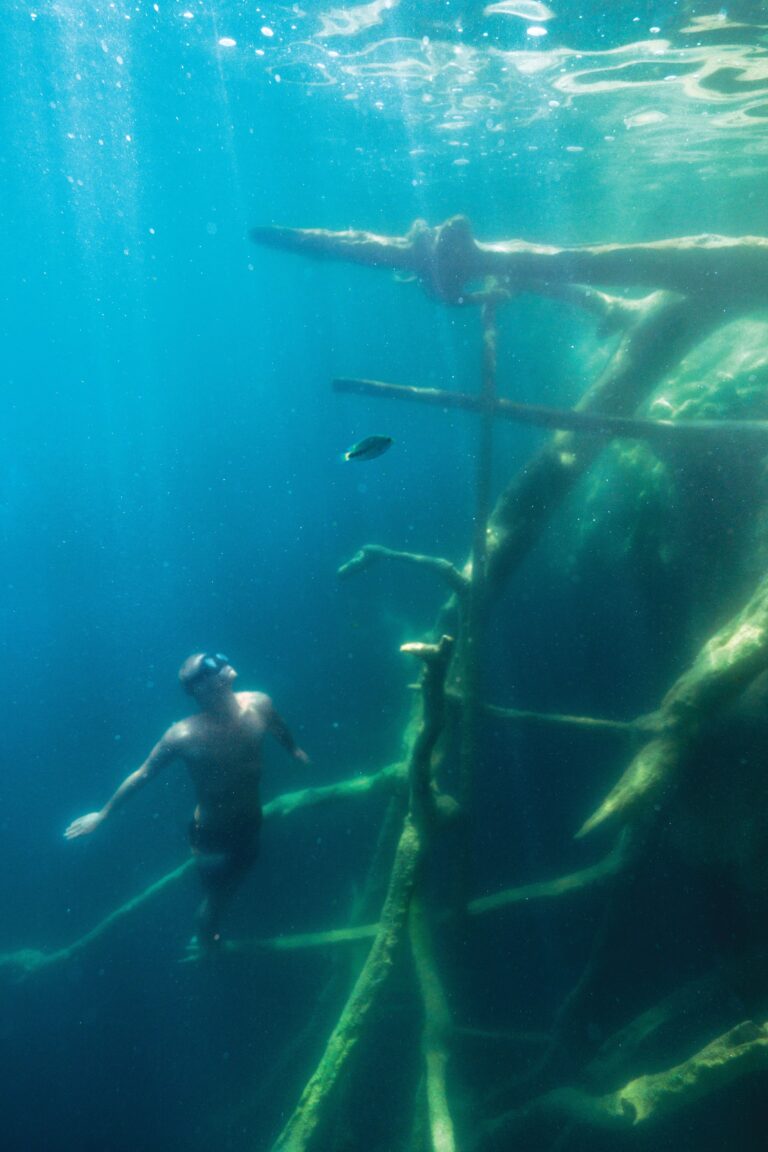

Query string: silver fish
344 435 394 462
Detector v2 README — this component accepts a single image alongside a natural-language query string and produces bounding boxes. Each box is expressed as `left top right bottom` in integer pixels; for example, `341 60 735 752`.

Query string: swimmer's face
179 652 237 698
190 664 237 707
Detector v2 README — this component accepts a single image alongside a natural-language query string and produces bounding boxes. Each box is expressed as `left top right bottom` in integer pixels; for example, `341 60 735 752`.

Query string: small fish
344 435 393 462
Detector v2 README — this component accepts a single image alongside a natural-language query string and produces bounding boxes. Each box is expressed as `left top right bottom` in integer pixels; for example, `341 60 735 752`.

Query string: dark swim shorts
189 810 262 872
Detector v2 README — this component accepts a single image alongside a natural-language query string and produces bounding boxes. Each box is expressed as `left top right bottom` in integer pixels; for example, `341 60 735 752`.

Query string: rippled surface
188 2 768 180
11 1 768 227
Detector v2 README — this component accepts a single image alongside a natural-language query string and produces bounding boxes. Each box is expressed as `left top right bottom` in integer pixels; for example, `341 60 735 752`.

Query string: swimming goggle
188 652 231 685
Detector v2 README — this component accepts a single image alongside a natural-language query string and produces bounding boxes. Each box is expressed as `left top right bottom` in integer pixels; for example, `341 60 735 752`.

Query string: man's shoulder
237 690 273 712
163 717 199 746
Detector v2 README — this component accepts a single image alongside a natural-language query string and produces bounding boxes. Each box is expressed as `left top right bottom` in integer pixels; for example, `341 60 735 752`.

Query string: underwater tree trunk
484 291 722 602
579 566 768 837
269 815 421 1152
409 891 458 1152
270 639 454 1152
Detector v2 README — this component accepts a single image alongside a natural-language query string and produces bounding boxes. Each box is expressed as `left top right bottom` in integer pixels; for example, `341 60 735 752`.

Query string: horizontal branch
333 376 768 447
222 923 379 955
198 845 623 958
264 761 405 818
468 838 628 916
252 215 768 305
443 689 640 736
251 221 421 274
338 543 468 593
0 861 193 980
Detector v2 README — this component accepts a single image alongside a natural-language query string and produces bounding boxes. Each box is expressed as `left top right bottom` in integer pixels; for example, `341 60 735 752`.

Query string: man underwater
65 652 310 949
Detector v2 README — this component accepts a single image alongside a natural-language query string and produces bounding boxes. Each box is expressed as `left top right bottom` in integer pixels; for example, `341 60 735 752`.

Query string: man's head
178 652 237 702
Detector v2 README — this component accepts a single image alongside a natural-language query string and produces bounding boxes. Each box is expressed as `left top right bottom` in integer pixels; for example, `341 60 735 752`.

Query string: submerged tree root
481 1019 768 1149
580 567 768 837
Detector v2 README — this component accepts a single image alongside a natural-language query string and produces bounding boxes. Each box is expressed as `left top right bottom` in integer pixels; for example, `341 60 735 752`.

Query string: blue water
3 2 768 1150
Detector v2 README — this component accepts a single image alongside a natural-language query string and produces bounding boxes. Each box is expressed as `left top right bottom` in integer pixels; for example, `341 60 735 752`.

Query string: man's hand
294 747 311 765
64 812 104 840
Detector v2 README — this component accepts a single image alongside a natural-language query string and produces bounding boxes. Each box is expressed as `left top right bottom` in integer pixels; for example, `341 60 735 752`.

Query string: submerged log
468 836 629 916
0 861 194 980
270 637 455 1152
270 815 421 1152
444 690 641 735
334 376 768 447
410 893 459 1152
266 760 405 817
337 544 467 593
252 216 768 305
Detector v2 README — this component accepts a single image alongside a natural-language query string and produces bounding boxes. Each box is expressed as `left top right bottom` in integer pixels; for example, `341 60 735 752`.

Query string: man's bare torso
169 691 273 826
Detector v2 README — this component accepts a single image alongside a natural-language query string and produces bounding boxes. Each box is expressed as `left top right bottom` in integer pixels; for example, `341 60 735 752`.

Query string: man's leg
189 815 261 950
195 857 253 947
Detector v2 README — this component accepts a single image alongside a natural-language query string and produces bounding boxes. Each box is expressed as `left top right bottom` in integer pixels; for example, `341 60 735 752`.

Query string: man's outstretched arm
267 703 310 765
64 729 179 839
